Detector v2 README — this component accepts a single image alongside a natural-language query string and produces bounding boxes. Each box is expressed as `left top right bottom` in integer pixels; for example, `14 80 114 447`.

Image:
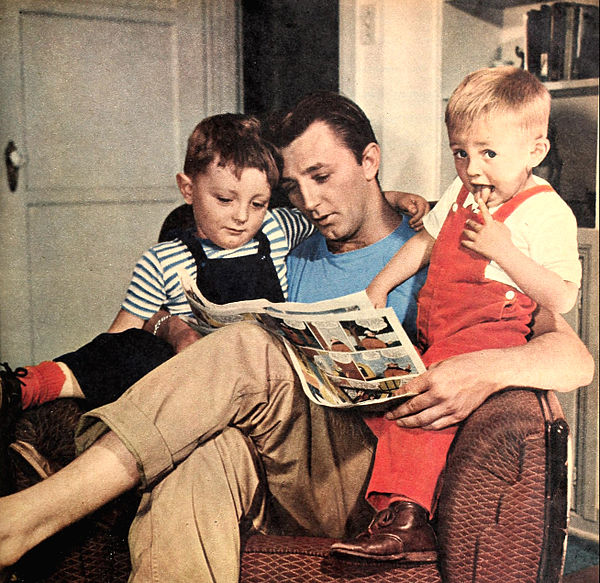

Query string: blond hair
445 66 550 139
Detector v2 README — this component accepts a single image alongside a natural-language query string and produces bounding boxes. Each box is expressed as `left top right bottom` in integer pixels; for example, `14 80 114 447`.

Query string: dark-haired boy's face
178 161 271 249
280 121 372 249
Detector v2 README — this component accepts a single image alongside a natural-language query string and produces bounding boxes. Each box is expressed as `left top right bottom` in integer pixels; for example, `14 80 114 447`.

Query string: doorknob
4 141 26 192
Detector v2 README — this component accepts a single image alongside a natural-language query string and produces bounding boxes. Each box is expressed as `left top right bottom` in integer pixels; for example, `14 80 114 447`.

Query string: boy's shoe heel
9 440 55 481
0 568 17 583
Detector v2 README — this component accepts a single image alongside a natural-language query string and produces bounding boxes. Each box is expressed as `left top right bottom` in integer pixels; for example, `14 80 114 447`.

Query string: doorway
242 0 339 117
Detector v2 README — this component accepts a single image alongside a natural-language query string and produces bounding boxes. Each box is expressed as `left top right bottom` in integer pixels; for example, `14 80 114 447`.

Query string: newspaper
180 272 425 409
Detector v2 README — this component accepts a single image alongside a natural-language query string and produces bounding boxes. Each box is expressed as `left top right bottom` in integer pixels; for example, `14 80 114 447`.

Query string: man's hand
384 351 502 430
462 196 513 261
143 311 202 353
384 191 430 231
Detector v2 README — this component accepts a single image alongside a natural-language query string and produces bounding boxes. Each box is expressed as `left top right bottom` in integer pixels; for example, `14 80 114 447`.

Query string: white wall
340 0 443 199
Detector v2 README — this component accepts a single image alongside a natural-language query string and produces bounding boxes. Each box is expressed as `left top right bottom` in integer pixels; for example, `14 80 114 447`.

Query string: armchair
7 205 570 583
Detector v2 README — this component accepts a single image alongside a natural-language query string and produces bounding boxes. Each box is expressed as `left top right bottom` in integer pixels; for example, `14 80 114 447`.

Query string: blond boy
332 66 581 561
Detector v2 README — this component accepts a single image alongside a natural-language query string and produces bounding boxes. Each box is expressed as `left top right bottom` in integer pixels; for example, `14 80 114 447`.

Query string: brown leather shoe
330 500 437 562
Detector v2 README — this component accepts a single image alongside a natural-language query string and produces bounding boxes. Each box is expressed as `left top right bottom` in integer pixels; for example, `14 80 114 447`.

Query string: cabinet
442 0 599 542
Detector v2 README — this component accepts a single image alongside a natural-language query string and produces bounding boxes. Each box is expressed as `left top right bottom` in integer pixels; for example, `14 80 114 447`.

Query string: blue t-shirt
286 218 427 343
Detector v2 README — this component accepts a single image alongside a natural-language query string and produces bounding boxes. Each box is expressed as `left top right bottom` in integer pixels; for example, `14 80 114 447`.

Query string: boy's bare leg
56 362 84 399
0 431 138 570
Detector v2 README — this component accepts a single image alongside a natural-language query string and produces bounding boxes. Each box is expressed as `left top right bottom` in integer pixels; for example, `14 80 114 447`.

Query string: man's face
280 121 373 246
178 161 271 249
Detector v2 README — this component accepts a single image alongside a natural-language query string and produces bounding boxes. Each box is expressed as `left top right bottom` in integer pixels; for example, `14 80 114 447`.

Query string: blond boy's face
448 114 548 208
178 161 271 249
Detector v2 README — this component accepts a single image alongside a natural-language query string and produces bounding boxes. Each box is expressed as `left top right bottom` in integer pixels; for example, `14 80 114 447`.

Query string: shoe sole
9 440 54 481
330 548 438 563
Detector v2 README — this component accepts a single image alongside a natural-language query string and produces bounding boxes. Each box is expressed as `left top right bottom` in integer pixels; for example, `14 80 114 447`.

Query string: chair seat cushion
241 534 441 582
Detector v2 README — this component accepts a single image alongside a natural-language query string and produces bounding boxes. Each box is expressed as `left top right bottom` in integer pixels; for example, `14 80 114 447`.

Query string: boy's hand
384 191 430 231
366 280 389 309
400 193 430 231
461 195 513 261
144 311 202 353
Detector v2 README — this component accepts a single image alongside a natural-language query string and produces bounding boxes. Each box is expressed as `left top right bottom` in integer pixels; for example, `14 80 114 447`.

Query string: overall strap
177 228 209 267
493 184 554 222
254 228 272 257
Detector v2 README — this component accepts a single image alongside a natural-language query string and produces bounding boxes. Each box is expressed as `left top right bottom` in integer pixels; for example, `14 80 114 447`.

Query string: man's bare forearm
386 307 593 430
490 308 594 392
143 310 202 353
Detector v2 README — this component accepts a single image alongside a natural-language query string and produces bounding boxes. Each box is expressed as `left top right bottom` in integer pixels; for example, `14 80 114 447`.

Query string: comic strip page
180 272 425 408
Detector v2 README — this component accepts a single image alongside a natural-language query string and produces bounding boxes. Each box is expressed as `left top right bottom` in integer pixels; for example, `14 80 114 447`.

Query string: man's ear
529 137 551 169
176 172 194 204
361 142 381 181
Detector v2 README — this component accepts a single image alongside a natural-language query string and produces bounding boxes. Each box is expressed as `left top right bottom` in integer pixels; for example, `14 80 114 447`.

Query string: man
0 93 593 583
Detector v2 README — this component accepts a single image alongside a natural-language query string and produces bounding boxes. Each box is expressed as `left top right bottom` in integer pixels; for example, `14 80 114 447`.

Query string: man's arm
143 310 202 353
385 307 594 430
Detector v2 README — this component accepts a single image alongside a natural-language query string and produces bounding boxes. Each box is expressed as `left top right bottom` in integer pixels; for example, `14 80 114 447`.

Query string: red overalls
364 184 549 513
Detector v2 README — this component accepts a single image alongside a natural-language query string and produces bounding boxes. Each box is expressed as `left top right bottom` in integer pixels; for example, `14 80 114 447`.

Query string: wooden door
0 0 240 364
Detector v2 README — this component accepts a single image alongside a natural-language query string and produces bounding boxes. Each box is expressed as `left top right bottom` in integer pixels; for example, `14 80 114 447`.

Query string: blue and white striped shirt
121 207 314 319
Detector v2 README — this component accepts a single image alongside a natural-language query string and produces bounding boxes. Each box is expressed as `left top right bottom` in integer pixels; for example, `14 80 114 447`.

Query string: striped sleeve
270 207 315 249
121 240 196 320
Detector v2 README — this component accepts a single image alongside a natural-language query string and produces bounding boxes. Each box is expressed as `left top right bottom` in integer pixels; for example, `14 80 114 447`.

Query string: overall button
452 203 458 212
505 290 516 300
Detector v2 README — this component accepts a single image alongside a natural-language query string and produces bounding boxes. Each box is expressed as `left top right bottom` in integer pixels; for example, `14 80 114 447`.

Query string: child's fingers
475 194 493 224
409 216 424 230
463 219 481 233
462 227 477 241
413 198 430 219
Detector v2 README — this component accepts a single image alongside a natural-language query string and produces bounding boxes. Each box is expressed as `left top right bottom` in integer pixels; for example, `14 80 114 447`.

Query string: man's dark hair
273 92 378 165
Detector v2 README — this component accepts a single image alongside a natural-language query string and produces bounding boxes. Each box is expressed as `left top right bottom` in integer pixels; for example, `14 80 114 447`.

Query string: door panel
21 11 177 194
0 0 241 364
28 203 176 361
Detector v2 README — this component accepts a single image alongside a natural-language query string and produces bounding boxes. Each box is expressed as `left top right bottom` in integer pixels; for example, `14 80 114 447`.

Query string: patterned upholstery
240 535 441 582
7 206 569 582
9 388 568 583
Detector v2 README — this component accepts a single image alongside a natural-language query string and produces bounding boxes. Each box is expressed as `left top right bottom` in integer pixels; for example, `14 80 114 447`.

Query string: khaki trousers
76 322 376 583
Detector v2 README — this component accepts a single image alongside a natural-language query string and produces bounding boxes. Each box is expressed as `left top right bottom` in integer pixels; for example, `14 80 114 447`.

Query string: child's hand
399 193 430 231
461 195 513 261
366 281 390 309
384 191 430 231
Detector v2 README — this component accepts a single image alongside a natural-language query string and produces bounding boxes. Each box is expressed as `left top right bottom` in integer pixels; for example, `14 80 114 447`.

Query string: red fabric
364 184 549 513
21 361 66 408
417 184 546 367
365 417 456 514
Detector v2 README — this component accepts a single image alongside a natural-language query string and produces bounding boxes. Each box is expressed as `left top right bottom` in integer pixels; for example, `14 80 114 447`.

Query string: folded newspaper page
180 272 425 409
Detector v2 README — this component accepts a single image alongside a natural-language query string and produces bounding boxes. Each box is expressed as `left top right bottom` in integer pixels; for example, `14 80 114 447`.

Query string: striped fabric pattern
121 207 314 319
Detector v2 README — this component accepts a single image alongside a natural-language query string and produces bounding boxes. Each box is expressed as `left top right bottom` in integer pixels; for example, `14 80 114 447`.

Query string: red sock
20 361 66 409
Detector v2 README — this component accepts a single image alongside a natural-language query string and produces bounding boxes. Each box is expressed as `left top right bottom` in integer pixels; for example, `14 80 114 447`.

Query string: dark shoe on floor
330 500 438 562
1 362 26 495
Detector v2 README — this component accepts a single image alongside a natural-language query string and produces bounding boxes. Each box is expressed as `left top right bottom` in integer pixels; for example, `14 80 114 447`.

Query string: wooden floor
563 565 599 583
